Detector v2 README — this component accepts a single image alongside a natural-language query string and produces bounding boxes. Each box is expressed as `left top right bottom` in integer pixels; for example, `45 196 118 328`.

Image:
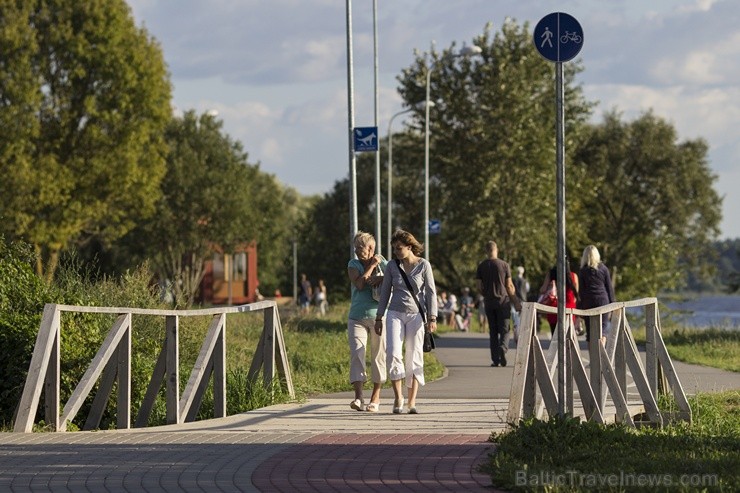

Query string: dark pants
485 303 511 364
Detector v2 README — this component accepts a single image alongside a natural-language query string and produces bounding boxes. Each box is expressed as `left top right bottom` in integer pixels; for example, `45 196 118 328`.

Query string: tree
0 0 172 281
569 111 723 298
392 19 593 288
126 111 292 307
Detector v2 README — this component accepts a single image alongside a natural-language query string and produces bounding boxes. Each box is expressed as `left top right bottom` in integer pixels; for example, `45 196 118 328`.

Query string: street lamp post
423 45 482 260
386 107 412 259
386 102 431 259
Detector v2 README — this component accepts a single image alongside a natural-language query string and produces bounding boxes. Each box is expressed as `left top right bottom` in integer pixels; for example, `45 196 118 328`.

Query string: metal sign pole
372 0 381 254
556 61 567 417
534 11 583 418
346 0 358 259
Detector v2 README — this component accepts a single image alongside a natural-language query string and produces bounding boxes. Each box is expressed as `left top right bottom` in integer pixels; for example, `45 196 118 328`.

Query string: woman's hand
374 319 383 335
368 275 383 287
427 320 437 333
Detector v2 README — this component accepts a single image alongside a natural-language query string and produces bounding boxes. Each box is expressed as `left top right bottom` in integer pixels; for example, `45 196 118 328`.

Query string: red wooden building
198 243 259 305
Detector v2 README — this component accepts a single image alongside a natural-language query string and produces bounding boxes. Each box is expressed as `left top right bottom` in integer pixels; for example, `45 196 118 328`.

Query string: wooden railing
507 298 691 427
13 301 294 433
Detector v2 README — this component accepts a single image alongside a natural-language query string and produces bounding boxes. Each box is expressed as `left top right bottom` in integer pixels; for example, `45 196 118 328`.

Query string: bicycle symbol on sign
560 31 582 44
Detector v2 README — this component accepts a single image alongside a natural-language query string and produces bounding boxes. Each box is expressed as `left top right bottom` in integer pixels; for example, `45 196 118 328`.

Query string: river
662 294 740 329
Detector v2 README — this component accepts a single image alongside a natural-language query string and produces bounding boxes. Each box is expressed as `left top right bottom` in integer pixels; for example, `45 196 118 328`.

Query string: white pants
348 318 387 384
385 310 425 388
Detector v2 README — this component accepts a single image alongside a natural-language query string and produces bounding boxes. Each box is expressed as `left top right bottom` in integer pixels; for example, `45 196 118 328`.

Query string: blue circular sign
533 12 583 63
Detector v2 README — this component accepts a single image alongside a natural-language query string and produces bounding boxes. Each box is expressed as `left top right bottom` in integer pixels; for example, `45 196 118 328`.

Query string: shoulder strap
395 259 426 323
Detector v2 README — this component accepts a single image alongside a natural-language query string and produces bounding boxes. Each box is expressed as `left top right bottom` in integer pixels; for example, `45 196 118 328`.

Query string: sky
128 0 739 239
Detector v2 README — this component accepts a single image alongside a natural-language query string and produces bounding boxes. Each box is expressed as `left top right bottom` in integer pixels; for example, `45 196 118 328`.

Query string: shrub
0 238 54 425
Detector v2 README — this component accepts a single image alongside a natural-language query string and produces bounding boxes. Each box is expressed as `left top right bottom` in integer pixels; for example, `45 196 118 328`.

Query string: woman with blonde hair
578 245 616 342
347 231 387 412
375 229 438 414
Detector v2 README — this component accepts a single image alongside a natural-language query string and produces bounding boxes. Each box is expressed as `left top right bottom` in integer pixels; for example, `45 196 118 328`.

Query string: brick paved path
252 433 495 492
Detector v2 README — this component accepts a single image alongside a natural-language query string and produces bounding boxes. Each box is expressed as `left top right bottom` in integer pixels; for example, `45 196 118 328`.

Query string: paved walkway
1 331 737 492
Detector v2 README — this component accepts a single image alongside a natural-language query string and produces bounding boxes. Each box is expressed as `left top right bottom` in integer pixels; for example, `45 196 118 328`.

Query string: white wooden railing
507 298 691 427
13 301 294 433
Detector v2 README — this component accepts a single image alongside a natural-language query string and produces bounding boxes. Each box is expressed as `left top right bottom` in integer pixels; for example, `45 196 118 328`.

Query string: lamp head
458 44 483 57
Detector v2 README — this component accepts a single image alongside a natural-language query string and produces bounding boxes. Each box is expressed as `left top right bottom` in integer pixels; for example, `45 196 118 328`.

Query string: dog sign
353 126 378 152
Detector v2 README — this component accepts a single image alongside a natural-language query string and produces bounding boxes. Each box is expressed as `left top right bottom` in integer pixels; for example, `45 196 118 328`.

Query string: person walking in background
456 287 474 331
476 241 521 367
578 245 616 344
476 294 487 332
299 273 312 315
314 279 328 316
347 232 387 412
437 291 453 325
375 229 438 414
512 266 530 341
539 262 579 337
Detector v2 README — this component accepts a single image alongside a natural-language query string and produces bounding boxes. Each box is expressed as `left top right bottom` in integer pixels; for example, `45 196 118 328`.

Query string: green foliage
299 21 723 301
0 0 172 280
0 238 54 424
51 253 165 430
294 181 354 300
300 20 595 294
570 111 722 298
392 20 593 289
486 391 740 492
118 110 294 306
686 239 740 292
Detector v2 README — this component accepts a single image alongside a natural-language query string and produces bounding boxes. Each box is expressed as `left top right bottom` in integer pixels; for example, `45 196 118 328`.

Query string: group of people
347 229 437 414
537 245 616 343
437 288 475 331
345 230 617 409
298 274 329 316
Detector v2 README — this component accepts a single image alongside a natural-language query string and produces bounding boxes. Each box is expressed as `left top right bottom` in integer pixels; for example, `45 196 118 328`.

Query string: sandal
366 402 380 413
392 398 405 414
350 398 366 411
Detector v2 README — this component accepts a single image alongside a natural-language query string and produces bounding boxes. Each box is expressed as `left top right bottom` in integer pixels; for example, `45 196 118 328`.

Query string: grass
186 302 446 418
660 327 739 372
485 390 740 492
281 303 445 397
631 322 739 373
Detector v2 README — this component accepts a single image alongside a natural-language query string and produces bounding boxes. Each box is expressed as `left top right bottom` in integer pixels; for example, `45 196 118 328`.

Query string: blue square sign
354 127 378 152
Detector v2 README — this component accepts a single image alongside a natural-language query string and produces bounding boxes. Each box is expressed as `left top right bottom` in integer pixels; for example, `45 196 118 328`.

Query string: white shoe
350 398 366 411
392 398 405 414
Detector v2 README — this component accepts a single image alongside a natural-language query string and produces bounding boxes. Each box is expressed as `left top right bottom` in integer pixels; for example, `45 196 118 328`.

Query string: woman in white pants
375 229 438 414
347 232 387 412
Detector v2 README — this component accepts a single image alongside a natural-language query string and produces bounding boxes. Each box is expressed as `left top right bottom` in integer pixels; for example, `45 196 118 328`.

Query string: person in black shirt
476 241 521 367
578 245 615 343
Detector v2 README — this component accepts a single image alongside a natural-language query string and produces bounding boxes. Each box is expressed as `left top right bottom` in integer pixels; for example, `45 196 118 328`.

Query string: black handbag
396 259 435 352
422 329 436 352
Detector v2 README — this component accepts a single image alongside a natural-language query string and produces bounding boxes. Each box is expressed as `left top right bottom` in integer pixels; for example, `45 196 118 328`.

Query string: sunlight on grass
485 391 740 492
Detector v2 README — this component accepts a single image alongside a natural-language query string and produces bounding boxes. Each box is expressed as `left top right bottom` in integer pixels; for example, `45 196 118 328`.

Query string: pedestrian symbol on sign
540 27 553 48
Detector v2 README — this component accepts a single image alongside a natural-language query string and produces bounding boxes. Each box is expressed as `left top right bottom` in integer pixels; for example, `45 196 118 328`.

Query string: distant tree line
685 239 740 293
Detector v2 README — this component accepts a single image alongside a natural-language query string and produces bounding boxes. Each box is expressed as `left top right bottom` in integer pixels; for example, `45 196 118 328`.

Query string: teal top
348 256 387 320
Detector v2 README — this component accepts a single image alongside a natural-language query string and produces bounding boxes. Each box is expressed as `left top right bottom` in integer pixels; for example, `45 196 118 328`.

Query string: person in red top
539 263 579 337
